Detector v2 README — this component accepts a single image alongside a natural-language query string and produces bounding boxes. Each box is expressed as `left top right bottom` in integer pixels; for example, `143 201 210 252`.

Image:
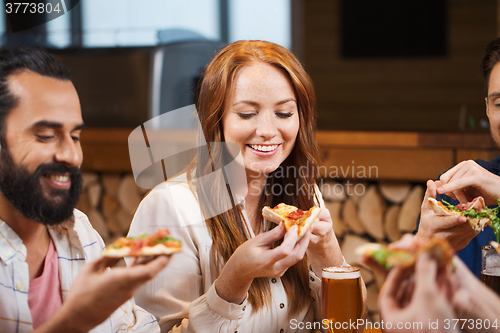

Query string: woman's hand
215 223 311 304
309 207 334 246
307 207 344 277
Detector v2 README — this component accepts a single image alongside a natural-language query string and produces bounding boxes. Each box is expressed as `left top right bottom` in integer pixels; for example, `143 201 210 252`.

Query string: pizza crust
262 206 285 223
101 243 182 258
101 247 132 258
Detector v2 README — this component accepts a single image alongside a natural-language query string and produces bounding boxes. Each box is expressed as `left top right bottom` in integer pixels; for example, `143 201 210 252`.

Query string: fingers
438 161 478 203
437 178 474 203
256 222 287 245
268 225 299 262
123 255 170 282
436 160 500 205
432 213 468 230
413 252 438 294
379 267 405 312
439 160 469 185
317 207 331 222
437 220 476 237
130 255 158 266
424 180 437 201
282 225 299 248
88 256 119 271
275 229 311 272
450 256 479 286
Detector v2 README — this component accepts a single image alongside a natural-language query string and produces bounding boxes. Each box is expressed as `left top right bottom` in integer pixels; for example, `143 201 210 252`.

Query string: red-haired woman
128 40 358 332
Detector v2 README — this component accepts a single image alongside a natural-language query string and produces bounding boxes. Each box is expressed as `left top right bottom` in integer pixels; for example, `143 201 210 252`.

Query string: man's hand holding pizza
34 255 170 333
418 180 476 251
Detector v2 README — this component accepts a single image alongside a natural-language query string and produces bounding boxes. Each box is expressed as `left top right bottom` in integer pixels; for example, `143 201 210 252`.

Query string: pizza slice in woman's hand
262 203 321 240
102 228 182 258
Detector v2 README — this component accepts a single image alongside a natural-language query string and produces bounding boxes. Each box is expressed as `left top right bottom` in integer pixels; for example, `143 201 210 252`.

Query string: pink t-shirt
28 238 63 328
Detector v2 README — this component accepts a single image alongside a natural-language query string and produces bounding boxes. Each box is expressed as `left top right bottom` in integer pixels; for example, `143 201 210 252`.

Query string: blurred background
2 0 495 132
2 0 499 323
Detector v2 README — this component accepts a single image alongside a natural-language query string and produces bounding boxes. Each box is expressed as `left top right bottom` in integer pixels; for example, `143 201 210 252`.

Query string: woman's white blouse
127 175 326 333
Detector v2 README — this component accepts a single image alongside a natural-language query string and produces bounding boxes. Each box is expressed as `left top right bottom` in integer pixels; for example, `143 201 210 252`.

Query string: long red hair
188 40 320 316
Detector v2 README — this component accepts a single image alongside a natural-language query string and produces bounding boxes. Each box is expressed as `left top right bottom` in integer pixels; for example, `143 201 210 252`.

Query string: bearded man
0 47 169 332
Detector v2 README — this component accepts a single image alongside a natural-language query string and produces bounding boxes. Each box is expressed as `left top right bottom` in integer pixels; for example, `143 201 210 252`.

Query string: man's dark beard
0 147 83 225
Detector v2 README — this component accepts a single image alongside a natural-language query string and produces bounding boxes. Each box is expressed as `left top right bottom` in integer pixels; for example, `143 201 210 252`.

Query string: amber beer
322 266 363 333
481 245 500 296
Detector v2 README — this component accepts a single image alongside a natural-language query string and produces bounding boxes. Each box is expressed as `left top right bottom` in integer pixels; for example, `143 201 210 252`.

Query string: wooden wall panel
320 147 454 181
303 0 498 132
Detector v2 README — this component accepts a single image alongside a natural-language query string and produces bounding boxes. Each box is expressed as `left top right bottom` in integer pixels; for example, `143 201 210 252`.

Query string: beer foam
322 266 361 280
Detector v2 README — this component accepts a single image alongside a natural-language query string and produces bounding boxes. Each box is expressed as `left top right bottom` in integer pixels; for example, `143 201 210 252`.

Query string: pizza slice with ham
262 203 321 240
428 196 500 242
102 228 182 258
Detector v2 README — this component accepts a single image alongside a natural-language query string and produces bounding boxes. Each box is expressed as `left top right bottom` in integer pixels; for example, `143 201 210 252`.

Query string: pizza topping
440 198 500 242
102 228 182 257
263 203 321 241
357 237 453 271
455 196 486 212
286 209 304 220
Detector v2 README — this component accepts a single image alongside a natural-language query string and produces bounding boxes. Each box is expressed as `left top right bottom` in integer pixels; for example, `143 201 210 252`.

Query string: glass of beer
482 245 500 296
322 266 363 333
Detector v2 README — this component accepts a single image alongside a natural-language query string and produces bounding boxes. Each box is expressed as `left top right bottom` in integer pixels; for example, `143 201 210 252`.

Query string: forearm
215 260 253 304
307 233 344 277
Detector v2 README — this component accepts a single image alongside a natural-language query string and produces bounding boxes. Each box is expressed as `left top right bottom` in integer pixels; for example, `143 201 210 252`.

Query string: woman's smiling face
222 61 299 181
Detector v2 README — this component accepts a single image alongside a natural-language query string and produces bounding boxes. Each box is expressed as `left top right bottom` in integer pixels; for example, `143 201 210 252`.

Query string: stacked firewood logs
76 173 148 244
321 180 425 322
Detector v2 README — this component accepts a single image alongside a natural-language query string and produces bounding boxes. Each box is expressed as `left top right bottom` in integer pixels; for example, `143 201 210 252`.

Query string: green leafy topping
108 244 120 249
371 249 392 270
151 235 178 244
440 198 500 243
442 200 460 212
371 248 413 270
492 216 500 243
448 199 500 243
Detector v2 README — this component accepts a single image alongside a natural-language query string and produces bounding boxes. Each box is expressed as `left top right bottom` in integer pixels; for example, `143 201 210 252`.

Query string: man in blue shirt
416 38 500 277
